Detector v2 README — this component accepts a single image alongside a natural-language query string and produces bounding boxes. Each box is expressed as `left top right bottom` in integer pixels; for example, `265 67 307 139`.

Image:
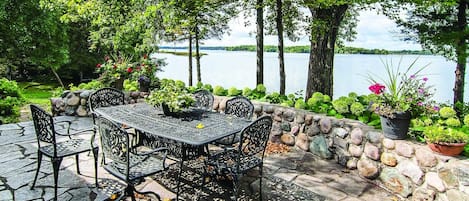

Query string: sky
165 10 423 51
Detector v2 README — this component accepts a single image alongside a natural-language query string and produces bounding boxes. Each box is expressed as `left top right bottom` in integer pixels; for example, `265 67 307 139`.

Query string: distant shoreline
159 45 431 55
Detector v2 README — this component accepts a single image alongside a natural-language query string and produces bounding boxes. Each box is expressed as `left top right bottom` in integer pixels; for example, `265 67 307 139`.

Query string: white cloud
164 10 422 51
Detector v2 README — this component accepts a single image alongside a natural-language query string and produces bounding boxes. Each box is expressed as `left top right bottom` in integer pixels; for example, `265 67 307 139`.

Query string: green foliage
264 92 286 104
123 79 139 92
294 99 307 109
68 80 104 91
146 79 194 112
213 86 227 96
0 79 24 124
439 107 457 119
423 126 469 143
242 87 253 97
202 84 213 92
1 0 69 83
227 87 242 97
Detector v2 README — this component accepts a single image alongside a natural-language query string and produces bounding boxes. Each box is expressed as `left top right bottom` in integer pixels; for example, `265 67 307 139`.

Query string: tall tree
0 0 69 86
160 0 238 84
382 0 468 105
55 0 164 57
265 0 302 95
300 1 374 100
256 0 264 85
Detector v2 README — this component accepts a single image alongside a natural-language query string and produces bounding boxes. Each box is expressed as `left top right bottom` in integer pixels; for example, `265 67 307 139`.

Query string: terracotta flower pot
428 142 467 156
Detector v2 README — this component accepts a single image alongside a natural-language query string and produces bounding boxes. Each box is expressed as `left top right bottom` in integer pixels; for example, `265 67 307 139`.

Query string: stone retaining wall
51 93 469 200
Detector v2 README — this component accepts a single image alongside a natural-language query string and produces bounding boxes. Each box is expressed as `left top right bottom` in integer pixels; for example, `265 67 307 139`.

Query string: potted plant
146 79 195 116
423 106 469 156
367 57 436 139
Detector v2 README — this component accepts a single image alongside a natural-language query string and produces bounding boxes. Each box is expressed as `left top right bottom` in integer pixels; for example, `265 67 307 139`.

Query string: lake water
154 50 465 103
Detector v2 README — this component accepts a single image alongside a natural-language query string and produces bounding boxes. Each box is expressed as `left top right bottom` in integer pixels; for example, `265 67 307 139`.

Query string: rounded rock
357 158 379 179
319 118 332 134
280 134 295 146
380 152 397 167
366 131 382 144
295 133 309 151
304 114 314 125
364 143 380 160
350 128 363 145
295 113 305 124
395 142 414 158
415 149 437 167
348 144 363 157
382 138 395 149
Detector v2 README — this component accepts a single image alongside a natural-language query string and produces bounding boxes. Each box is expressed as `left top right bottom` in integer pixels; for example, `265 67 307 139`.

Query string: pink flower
423 77 428 81
369 83 385 95
410 75 416 79
418 88 424 94
127 67 133 73
417 102 423 106
96 63 101 68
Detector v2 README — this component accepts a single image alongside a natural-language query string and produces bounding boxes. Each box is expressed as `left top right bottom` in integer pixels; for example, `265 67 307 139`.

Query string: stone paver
0 117 399 200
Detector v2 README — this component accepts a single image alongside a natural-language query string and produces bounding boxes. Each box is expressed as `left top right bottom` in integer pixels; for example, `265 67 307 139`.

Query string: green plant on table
146 79 195 112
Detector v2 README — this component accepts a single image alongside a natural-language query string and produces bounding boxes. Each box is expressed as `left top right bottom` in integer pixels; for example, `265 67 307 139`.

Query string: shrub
227 87 242 96
242 87 252 97
0 78 24 124
202 84 213 92
123 79 139 92
213 86 226 96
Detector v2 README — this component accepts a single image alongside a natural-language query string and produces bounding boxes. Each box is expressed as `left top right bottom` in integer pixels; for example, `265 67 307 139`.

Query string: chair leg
176 159 184 201
93 148 99 187
75 155 81 175
230 173 239 201
259 165 263 201
52 157 63 201
31 152 42 190
127 185 137 201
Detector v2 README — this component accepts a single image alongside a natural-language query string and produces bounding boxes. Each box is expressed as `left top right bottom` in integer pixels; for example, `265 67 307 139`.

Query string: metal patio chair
193 89 214 110
214 96 254 146
30 104 98 201
203 115 273 200
96 116 168 201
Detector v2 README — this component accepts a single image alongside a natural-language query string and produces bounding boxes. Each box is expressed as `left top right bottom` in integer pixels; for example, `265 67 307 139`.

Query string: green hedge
0 78 24 124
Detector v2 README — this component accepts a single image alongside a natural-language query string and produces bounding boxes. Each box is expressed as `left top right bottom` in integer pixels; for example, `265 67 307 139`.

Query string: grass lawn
18 82 58 121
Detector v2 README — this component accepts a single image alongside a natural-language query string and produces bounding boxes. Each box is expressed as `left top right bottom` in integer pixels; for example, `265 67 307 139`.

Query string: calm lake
155 50 466 103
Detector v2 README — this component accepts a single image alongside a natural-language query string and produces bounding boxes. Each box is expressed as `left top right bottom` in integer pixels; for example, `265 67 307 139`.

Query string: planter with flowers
96 54 134 90
96 54 165 91
422 106 469 156
367 57 436 140
146 79 195 116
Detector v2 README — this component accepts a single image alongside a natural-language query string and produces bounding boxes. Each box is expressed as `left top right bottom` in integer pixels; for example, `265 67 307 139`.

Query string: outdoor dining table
94 102 251 200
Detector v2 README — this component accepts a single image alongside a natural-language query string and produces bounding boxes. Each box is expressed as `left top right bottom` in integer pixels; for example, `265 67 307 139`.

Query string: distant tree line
223 45 432 55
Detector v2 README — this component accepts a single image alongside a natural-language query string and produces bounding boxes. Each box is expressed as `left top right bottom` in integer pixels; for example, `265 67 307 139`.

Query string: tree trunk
188 34 193 86
276 0 285 95
195 26 202 83
305 5 348 101
51 67 65 88
256 0 264 85
453 0 467 105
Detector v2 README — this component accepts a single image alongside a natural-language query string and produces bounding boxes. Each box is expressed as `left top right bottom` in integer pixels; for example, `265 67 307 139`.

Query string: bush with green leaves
0 78 24 124
242 87 252 97
123 79 139 92
306 92 332 114
213 86 227 96
227 87 242 96
263 92 286 104
202 84 213 92
68 80 105 91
